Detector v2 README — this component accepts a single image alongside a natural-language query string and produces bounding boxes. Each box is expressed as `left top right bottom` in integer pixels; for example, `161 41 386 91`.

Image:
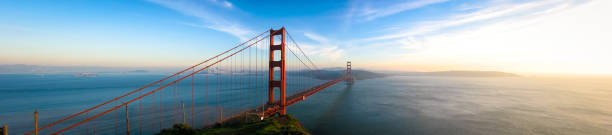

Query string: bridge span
21 27 352 135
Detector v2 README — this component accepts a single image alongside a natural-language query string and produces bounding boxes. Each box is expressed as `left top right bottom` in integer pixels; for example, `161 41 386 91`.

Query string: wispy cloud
363 0 583 43
360 0 575 48
356 0 611 74
303 32 329 43
147 0 253 40
346 0 448 22
298 43 345 60
364 0 448 21
206 0 234 8
297 32 345 60
223 1 233 8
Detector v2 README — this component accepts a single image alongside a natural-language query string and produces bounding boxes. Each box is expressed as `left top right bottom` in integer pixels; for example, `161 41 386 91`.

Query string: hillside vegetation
157 114 310 135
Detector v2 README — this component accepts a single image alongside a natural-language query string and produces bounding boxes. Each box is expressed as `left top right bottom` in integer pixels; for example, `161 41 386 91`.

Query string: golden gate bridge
19 27 353 135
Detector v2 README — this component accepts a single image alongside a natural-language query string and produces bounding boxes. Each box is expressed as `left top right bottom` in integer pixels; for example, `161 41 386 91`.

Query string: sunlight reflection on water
290 76 612 135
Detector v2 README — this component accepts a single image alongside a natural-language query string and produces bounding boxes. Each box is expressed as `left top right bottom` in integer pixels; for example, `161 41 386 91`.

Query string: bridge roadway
204 76 346 126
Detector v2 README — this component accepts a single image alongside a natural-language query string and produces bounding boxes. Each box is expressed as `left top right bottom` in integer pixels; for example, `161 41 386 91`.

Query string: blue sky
1 0 610 74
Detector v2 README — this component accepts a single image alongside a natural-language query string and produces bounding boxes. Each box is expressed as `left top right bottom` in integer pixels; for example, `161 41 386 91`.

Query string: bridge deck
203 77 346 128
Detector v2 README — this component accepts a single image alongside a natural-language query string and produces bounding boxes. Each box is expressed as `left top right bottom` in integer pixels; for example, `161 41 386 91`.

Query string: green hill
157 114 310 135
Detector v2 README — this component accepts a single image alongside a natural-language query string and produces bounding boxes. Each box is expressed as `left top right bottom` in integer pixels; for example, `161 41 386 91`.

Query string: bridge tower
346 61 354 84
269 27 287 115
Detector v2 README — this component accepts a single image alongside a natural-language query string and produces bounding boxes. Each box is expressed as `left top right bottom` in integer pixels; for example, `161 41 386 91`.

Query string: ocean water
1 74 611 134
291 76 612 135
0 73 323 134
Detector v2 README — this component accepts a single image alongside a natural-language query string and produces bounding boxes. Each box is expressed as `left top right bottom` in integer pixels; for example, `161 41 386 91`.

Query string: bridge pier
269 27 287 115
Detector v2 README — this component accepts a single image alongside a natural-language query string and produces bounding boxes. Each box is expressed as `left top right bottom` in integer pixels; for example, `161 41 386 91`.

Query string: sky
0 0 610 75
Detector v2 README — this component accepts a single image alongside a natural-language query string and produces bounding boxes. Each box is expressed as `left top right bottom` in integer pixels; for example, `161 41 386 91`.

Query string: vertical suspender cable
138 89 142 135
157 83 164 131
191 68 195 126
173 81 176 124
205 67 209 125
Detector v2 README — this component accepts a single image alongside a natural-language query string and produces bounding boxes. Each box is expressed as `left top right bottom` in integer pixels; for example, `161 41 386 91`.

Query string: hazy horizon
2 64 612 77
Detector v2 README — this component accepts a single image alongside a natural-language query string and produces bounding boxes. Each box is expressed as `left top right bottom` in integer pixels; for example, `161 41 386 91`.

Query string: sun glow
391 0 612 75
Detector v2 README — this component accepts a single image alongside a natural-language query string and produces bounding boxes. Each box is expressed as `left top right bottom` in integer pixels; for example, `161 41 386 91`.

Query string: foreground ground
156 114 310 135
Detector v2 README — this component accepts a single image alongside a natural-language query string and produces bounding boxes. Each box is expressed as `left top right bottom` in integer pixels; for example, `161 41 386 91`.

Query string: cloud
289 32 345 61
222 1 233 8
303 32 329 43
151 0 345 65
364 0 448 21
207 0 234 8
148 0 253 40
297 43 345 60
365 0 576 41
346 0 448 22
363 0 612 74
184 22 254 41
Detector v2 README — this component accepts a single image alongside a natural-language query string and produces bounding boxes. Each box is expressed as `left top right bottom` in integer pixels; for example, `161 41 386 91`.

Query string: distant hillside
0 64 173 74
127 70 149 73
397 70 519 77
292 69 386 80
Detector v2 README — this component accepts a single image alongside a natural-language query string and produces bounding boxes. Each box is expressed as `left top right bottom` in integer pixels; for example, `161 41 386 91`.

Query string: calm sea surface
1 74 611 134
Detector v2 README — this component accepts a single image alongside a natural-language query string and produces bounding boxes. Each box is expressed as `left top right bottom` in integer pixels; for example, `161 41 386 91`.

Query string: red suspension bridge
21 27 353 135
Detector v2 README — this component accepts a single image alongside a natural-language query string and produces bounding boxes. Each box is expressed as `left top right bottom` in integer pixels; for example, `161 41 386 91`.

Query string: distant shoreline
389 70 520 77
